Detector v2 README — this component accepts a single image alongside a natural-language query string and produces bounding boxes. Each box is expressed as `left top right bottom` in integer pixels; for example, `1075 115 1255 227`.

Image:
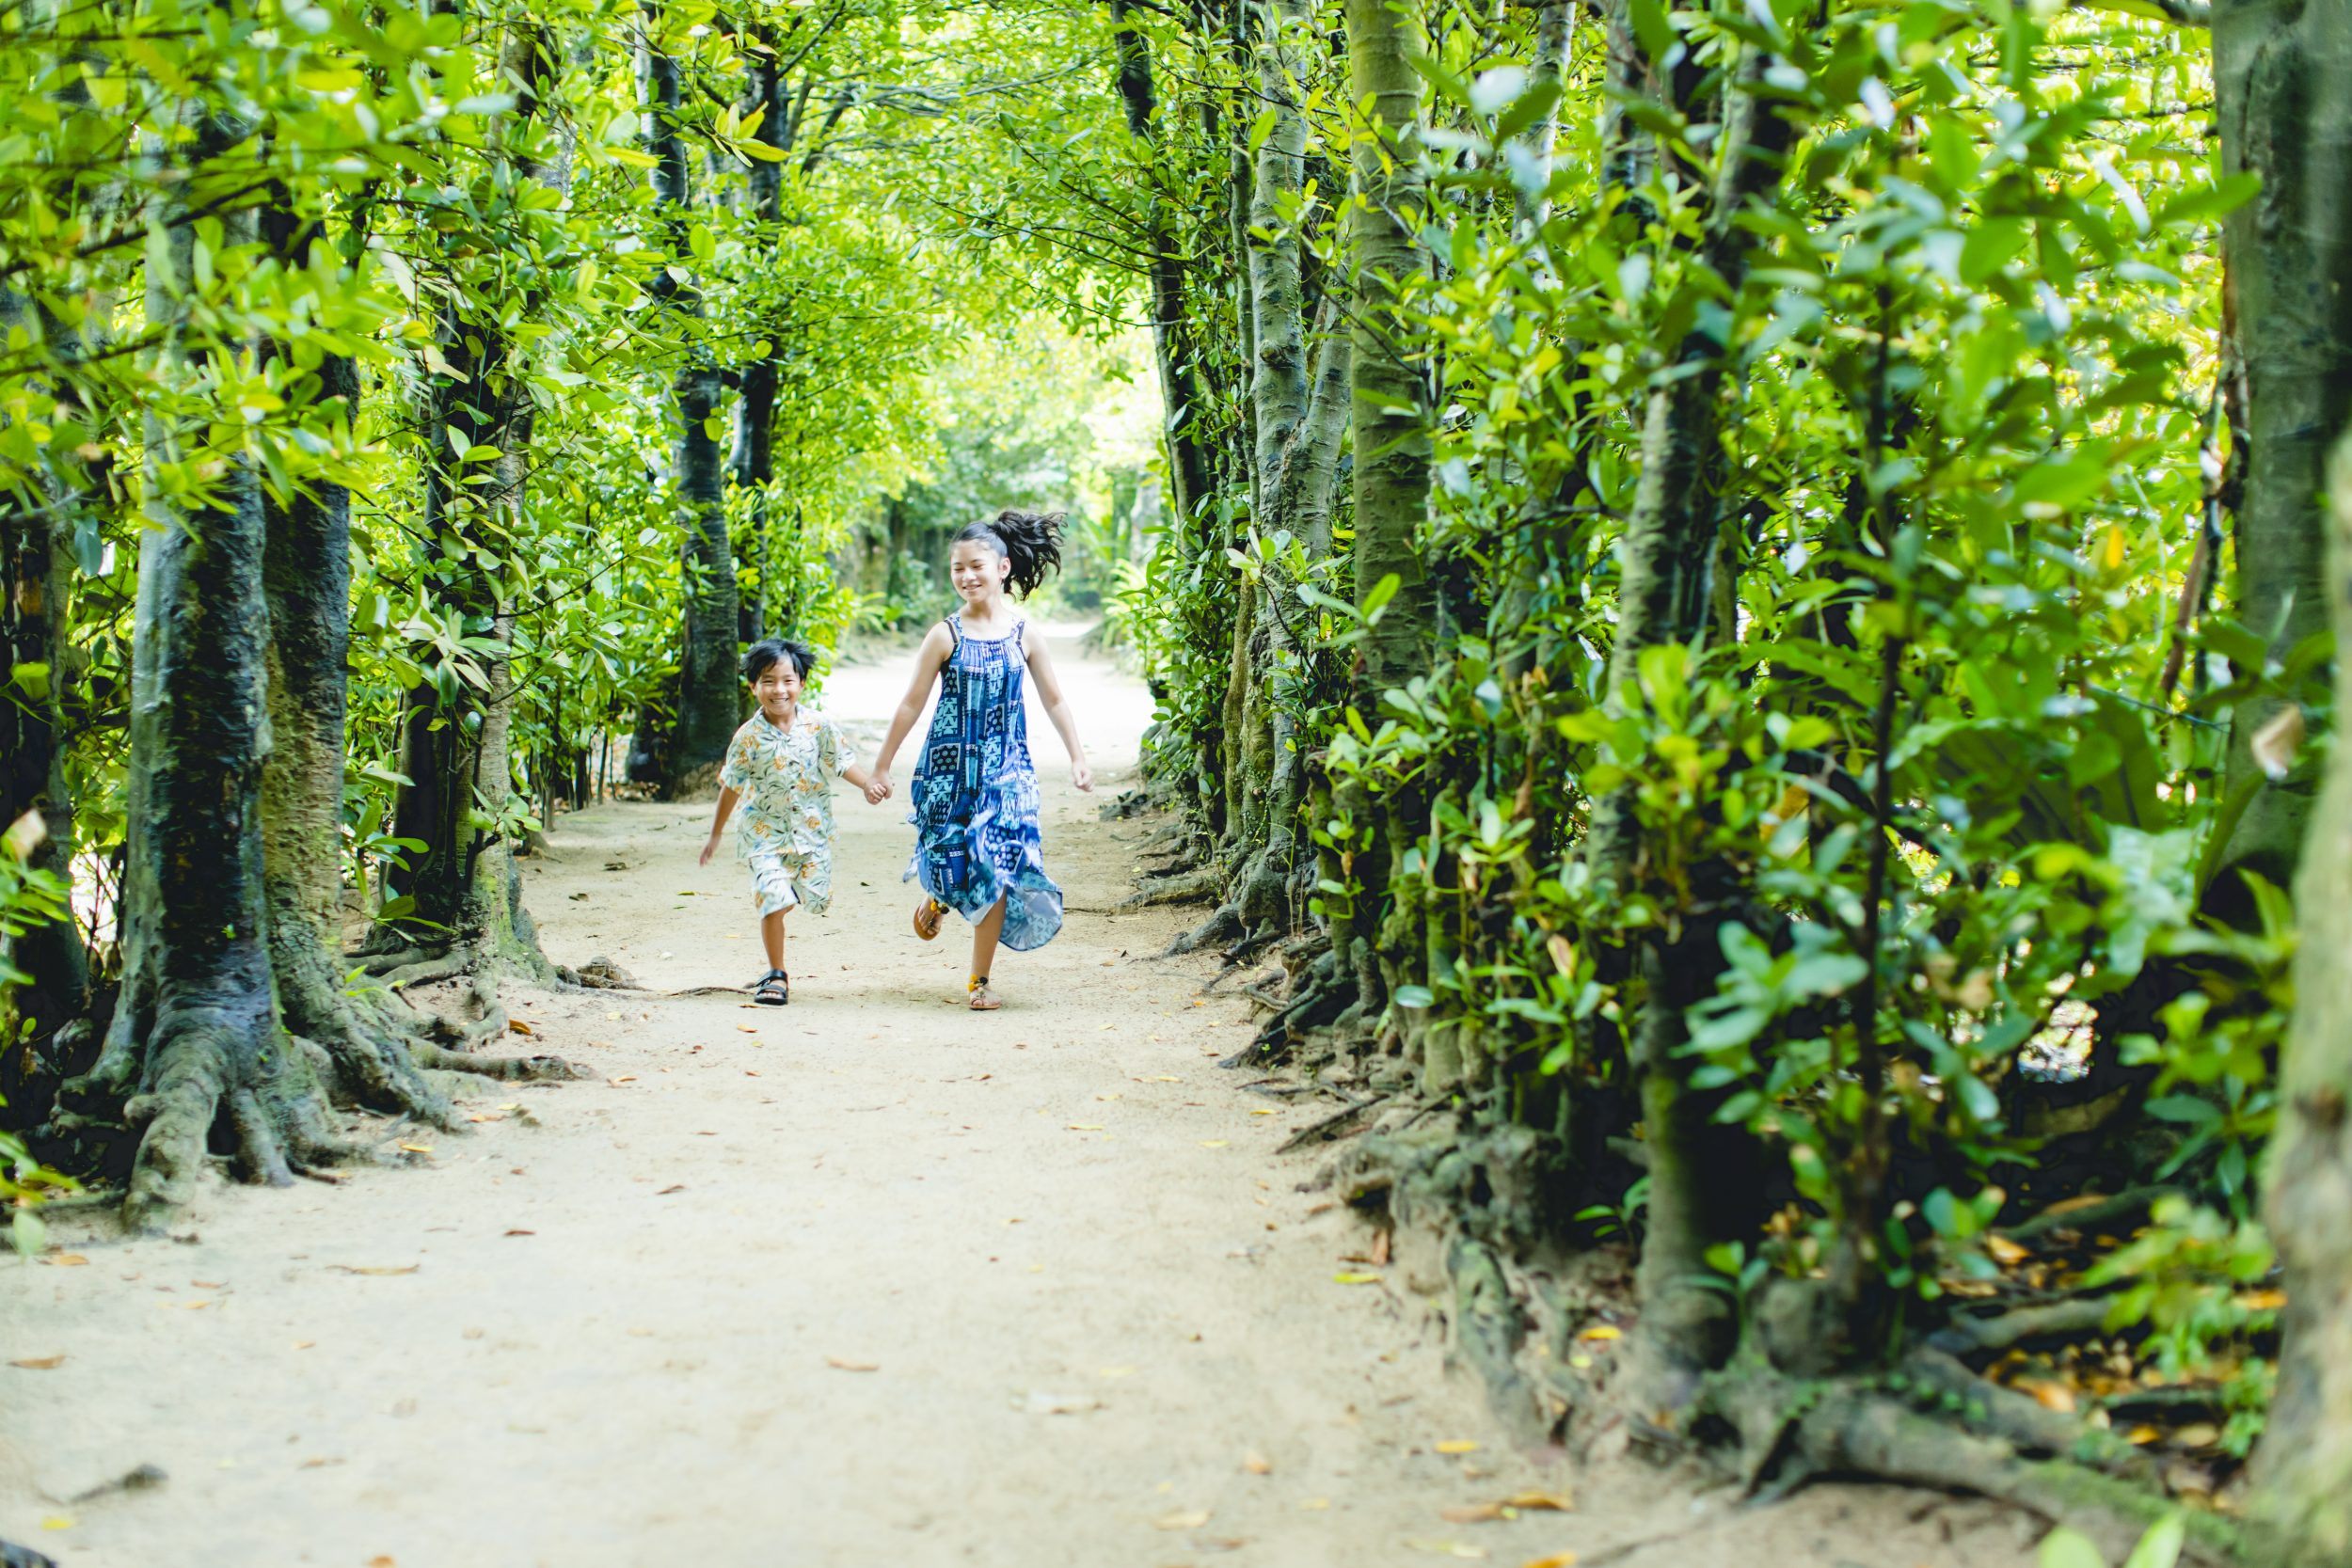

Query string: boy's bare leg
762 910 787 973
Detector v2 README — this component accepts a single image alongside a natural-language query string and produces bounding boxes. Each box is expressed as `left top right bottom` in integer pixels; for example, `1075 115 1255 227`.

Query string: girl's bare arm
871 624 954 790
1025 629 1092 792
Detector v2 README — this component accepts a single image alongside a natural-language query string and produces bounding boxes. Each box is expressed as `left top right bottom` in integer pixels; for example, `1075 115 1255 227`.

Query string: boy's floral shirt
721 707 856 864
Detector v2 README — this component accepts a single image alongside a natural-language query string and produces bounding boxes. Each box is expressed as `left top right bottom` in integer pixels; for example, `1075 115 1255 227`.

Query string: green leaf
2038 1525 2107 1568
2121 1513 2185 1568
1959 218 2030 284
1393 984 1437 1009
1629 0 1677 62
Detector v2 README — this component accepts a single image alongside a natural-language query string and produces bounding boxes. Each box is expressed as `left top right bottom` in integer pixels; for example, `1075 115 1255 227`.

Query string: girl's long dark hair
956 509 1064 599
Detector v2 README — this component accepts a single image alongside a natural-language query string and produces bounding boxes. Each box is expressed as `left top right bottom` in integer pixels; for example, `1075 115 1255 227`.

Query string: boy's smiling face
751 657 803 722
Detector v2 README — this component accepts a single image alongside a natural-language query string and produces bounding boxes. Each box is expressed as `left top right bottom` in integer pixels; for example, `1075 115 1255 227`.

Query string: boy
698 639 885 1005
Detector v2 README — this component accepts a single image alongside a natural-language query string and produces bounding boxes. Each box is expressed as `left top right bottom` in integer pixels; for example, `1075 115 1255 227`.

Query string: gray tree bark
645 17 740 797
2206 0 2352 924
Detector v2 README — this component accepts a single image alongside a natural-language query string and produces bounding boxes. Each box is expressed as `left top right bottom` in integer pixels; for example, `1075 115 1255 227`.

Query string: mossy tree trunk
2205 0 2352 925
728 26 787 640
1175 0 1346 955
1580 33 1798 1395
645 17 740 799
2236 1 2352 1553
68 105 354 1226
1111 0 1215 531
382 24 562 976
1343 0 1432 1027
0 295 89 1051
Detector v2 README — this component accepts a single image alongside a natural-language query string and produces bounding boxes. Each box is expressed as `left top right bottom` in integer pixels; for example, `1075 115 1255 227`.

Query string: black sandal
753 969 789 1006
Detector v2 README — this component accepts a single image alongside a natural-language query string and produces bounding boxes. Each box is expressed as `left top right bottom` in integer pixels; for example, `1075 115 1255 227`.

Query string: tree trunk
255 224 450 1121
1110 0 1215 530
2206 0 2352 925
729 30 787 640
2250 433 2352 1562
1581 35 1797 1389
1343 0 1433 1025
80 106 347 1225
646 20 740 797
2236 5 2352 1555
383 24 560 974
0 297 88 1050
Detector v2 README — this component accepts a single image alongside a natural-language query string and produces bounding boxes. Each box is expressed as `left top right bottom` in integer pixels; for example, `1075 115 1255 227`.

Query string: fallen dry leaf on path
607 1075 636 1085
1333 1272 1380 1285
1444 1505 1504 1525
504 1229 534 1237
1519 1555 1578 1568
1067 1123 1104 1132
507 1020 534 1037
300 1457 343 1469
1576 1324 1620 1342
40 1254 87 1266
1019 1391 1101 1415
1153 1509 1211 1530
1200 1140 1228 1148
10 1355 65 1370
825 1356 879 1372
397 1142 433 1154
1243 1450 1272 1475
332 1264 420 1276
1434 1439 1481 1455
656 1184 687 1196
737 1025 759 1035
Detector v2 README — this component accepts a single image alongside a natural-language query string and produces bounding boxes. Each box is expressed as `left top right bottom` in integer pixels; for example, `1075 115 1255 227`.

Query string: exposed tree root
1274 1091 1390 1154
1164 900 1244 957
1121 866 1221 910
2002 1185 2180 1245
410 1041 587 1082
1928 1293 2123 1355
373 951 471 991
1227 951 1352 1066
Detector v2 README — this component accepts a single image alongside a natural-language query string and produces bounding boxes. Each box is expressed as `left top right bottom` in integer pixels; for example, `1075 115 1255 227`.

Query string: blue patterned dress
907 615 1064 951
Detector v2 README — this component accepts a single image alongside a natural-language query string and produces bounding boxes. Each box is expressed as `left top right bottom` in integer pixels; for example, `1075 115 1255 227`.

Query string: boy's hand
868 768 892 803
698 833 719 867
1072 760 1093 793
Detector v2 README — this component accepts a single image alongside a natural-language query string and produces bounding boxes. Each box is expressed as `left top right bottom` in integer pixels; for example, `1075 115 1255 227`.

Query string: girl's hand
698 834 719 867
1072 760 1093 793
864 775 891 805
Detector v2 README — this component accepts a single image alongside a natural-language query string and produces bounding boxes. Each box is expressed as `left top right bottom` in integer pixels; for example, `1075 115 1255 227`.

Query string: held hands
864 769 893 806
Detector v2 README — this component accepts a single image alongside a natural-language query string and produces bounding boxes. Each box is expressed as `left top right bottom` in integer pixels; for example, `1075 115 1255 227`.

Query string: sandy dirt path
0 634 2040 1568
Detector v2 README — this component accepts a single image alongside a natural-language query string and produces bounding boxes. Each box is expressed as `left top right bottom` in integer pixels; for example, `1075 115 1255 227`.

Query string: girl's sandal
913 896 949 942
754 969 789 1006
966 975 1001 1012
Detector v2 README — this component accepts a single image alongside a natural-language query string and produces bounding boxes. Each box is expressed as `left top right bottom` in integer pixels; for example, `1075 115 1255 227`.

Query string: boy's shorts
747 851 802 918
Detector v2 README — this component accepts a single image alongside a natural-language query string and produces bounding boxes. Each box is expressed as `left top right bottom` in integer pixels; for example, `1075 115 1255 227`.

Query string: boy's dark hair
953 509 1065 599
742 638 818 684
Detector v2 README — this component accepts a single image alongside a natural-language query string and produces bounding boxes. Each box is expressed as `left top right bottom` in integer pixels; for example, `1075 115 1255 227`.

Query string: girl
871 511 1092 1010
700 638 886 1005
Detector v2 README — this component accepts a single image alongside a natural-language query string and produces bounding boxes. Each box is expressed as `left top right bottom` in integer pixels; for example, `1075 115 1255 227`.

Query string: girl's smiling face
949 538 1009 603
751 657 803 721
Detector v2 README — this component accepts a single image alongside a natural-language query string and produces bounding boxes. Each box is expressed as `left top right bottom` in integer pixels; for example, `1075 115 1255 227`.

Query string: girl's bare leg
968 896 1007 1005
762 910 788 973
